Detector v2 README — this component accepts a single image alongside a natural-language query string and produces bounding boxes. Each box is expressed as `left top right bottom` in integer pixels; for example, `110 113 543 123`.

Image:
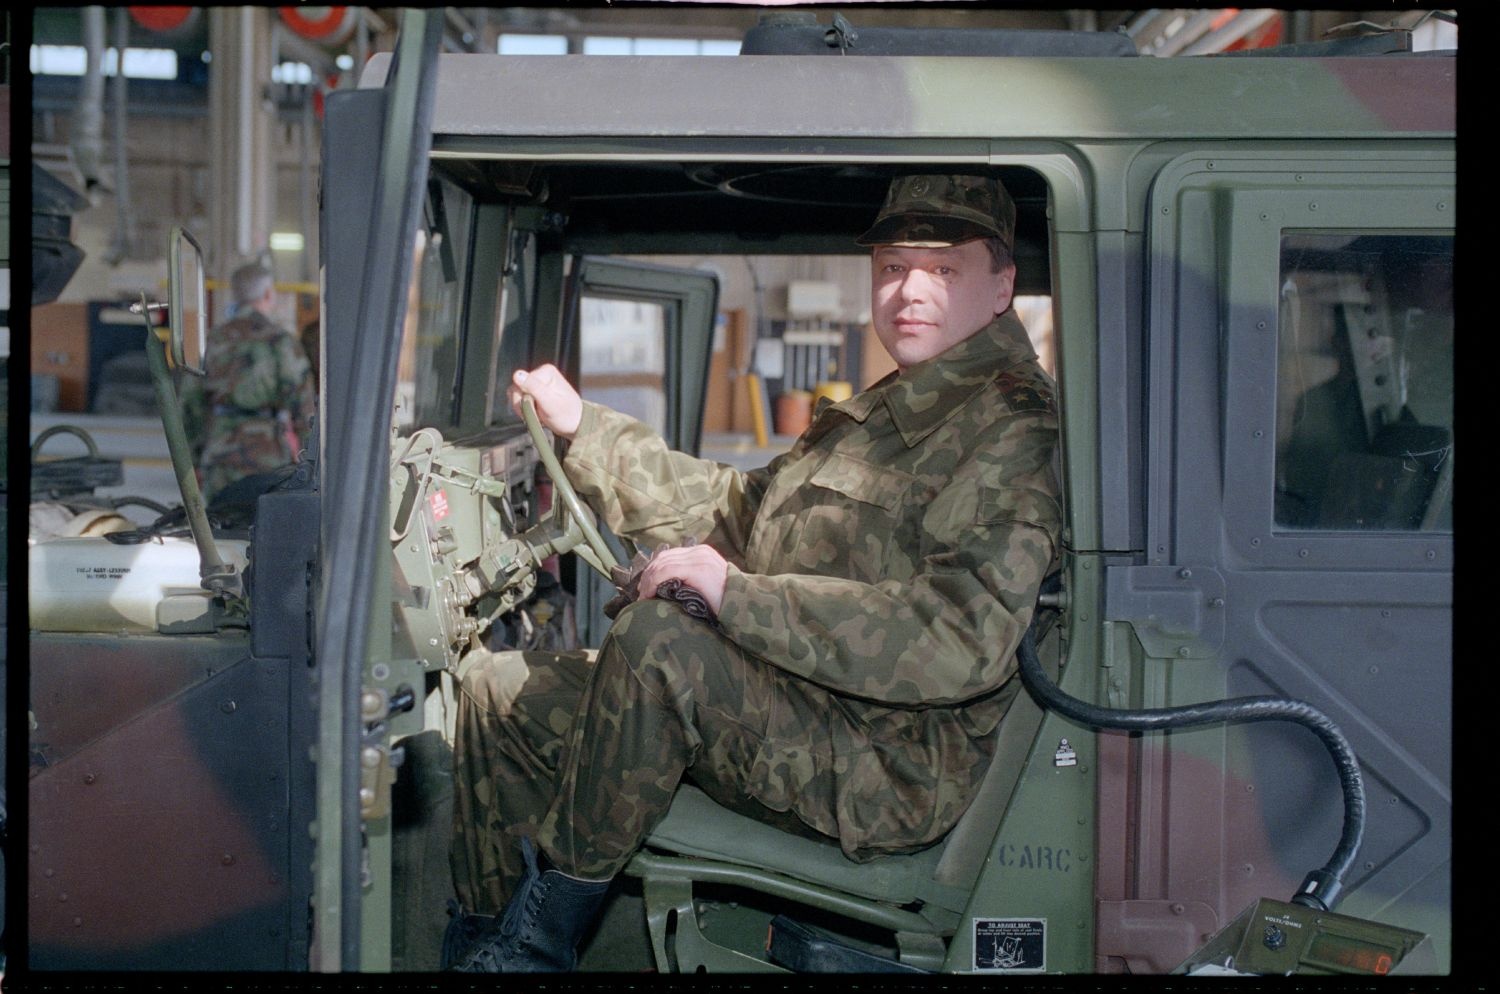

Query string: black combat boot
439 900 494 971
449 837 611 972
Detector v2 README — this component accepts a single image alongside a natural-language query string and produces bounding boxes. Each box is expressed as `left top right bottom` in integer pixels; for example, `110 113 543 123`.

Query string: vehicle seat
623 610 1064 972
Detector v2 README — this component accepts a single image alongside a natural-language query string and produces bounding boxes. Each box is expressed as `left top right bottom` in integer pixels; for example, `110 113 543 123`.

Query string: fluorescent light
30 44 178 80
31 45 88 76
121 48 178 79
272 61 314 85
270 232 306 252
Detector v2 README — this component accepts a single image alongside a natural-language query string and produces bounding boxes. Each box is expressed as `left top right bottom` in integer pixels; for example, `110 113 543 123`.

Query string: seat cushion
641 784 951 907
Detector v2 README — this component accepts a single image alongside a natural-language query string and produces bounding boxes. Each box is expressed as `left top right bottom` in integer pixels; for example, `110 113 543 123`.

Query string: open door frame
312 8 443 972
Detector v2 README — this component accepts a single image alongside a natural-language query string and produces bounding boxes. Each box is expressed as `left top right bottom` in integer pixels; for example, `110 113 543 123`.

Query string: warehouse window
582 36 740 55
497 34 740 56
497 34 568 55
578 296 669 435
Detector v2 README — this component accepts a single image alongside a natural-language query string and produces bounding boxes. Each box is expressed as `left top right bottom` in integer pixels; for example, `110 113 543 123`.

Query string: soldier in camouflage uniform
180 262 316 502
448 174 1062 972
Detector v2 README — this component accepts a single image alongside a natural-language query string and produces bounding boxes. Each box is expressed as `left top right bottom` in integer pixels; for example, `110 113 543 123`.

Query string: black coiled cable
1015 598 1364 912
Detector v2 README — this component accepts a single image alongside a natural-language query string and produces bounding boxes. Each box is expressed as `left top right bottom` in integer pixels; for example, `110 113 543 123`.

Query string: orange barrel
774 390 813 437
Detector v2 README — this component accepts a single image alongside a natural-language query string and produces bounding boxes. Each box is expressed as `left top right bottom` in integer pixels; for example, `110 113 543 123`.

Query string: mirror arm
140 294 242 598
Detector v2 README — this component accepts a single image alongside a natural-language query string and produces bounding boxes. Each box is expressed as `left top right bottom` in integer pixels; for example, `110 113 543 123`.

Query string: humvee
24 9 1454 977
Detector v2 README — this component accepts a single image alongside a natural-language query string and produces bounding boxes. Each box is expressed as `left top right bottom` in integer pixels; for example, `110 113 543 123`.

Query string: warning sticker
973 918 1046 973
430 489 450 521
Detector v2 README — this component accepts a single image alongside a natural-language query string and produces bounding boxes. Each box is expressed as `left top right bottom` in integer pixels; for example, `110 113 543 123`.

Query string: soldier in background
180 262 316 503
447 175 1062 973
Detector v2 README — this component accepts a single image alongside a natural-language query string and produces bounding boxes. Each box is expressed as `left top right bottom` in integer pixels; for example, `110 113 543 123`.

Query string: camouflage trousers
452 597 935 914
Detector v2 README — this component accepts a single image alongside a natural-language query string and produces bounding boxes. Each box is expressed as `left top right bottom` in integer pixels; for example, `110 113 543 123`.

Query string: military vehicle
25 9 1455 978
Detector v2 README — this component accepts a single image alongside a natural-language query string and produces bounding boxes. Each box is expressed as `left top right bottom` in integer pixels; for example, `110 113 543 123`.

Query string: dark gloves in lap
602 540 717 624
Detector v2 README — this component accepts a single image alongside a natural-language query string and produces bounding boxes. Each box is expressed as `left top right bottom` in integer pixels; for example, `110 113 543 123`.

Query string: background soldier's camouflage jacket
563 310 1063 857
180 309 316 501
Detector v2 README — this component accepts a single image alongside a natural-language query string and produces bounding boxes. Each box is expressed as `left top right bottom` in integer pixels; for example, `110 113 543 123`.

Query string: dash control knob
1262 924 1287 950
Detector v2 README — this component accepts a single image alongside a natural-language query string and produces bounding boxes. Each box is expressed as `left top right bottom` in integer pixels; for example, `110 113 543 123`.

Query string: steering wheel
519 396 620 578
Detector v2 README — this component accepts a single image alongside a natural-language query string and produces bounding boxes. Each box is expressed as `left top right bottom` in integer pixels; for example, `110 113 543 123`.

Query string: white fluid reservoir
29 535 250 633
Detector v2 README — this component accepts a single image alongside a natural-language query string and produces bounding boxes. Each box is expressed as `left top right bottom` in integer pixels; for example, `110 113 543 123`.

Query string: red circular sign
278 7 356 44
127 7 198 34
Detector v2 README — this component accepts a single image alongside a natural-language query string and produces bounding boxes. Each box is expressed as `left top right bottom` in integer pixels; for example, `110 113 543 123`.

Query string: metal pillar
208 6 275 320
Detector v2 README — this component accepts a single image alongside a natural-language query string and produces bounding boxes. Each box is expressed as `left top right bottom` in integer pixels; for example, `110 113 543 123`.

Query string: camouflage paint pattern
179 309 316 501
453 310 1060 907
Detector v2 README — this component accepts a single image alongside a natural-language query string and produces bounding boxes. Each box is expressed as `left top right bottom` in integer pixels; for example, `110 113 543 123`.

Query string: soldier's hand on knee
510 365 584 438
639 544 729 617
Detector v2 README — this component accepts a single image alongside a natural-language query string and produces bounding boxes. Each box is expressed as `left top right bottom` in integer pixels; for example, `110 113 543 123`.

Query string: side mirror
136 226 239 598
169 226 208 375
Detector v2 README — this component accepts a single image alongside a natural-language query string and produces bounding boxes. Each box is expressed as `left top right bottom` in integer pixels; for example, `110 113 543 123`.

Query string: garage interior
20 6 1457 512
7 6 1458 980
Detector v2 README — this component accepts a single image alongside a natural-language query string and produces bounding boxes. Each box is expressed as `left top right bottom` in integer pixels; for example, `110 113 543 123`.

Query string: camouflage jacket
180 309 316 500
564 311 1062 851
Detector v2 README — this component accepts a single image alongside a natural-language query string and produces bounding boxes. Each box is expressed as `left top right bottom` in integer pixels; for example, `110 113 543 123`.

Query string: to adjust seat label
973 918 1046 972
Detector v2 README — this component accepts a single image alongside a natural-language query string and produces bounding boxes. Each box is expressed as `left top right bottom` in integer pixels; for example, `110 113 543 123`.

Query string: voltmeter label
973 918 1046 972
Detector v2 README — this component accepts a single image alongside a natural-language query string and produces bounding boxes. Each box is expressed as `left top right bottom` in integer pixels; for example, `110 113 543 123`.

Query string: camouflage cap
856 174 1016 252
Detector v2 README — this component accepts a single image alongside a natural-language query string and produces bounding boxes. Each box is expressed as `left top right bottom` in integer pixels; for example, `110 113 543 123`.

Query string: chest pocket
808 452 912 510
783 452 916 581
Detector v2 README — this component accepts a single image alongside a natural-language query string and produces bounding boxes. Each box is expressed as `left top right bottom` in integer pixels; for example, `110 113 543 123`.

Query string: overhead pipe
355 7 370 81
446 7 482 50
1124 9 1183 54
1179 9 1282 56
1151 8 1222 57
299 82 315 283
1067 10 1099 33
235 9 255 262
1123 8 1160 37
472 8 493 52
1289 10 1315 45
105 6 136 264
277 26 341 80
72 6 107 193
359 7 395 43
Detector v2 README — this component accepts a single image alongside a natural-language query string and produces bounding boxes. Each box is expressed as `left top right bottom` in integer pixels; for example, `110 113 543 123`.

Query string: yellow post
745 372 771 448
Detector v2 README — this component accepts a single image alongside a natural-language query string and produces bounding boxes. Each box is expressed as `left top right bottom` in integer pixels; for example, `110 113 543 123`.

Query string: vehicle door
312 8 442 972
1097 147 1453 971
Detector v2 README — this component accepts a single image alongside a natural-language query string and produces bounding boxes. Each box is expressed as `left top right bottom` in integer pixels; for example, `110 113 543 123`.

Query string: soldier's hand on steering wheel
510 365 583 439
